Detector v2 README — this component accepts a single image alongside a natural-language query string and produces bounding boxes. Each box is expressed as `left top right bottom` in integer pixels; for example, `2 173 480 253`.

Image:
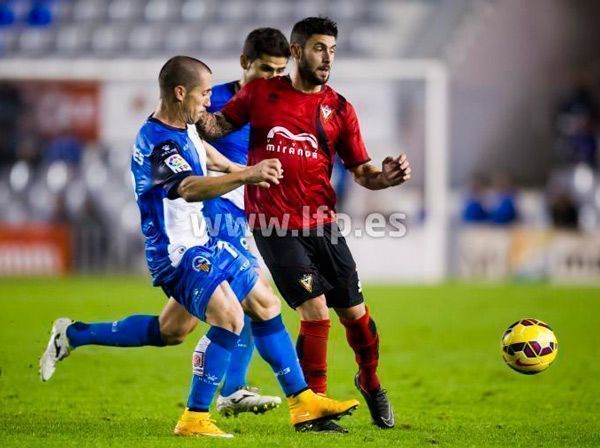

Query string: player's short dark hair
291 16 338 48
158 55 212 100
242 27 291 62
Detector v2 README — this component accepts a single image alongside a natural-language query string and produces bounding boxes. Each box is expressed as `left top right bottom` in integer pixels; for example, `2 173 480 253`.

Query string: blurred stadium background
1 0 600 284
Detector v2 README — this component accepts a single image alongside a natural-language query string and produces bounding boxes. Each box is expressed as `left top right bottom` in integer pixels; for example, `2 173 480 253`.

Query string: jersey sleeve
336 103 371 169
150 140 193 199
220 79 258 128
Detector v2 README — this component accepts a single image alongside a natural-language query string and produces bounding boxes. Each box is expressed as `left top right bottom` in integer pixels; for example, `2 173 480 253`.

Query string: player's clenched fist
244 158 284 188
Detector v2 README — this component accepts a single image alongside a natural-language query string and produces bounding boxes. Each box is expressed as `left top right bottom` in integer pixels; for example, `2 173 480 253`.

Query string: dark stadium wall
449 0 600 188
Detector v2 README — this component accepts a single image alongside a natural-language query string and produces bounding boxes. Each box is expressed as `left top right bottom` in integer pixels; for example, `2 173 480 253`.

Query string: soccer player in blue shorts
40 28 291 419
39 55 358 437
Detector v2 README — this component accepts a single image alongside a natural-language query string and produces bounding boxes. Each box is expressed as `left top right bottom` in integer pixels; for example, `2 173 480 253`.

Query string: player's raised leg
336 304 394 429
39 317 74 381
39 314 169 381
240 279 359 431
39 298 200 382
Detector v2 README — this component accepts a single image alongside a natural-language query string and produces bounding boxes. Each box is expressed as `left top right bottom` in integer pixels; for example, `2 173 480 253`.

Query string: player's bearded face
297 35 336 86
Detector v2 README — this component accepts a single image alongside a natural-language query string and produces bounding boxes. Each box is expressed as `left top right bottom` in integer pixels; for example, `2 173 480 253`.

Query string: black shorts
253 223 364 309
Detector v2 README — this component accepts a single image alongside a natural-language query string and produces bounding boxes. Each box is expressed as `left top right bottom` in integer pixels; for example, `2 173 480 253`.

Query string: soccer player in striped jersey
41 29 292 419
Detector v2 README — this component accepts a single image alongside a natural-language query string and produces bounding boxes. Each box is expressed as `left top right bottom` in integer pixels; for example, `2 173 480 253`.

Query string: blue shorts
204 197 259 270
162 239 258 321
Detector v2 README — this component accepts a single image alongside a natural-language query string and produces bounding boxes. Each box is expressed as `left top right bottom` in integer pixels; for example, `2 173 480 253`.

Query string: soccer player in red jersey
197 17 411 430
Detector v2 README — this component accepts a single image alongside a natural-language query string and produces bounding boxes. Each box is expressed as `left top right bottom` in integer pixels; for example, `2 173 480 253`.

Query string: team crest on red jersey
321 104 333 121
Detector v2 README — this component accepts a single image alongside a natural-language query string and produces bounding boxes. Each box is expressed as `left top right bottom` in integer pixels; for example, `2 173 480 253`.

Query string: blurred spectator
554 70 598 169
44 130 84 165
0 2 15 26
462 172 518 226
461 173 488 223
50 193 70 224
0 84 23 166
15 135 42 166
488 172 518 225
15 111 43 166
27 1 53 27
546 162 598 232
549 192 579 229
71 196 110 272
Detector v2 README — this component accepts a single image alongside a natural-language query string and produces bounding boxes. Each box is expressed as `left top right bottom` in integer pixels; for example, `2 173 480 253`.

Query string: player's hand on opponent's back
382 153 411 186
244 158 284 188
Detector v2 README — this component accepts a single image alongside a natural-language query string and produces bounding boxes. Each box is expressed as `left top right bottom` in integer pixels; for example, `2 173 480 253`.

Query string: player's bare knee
243 289 281 320
253 298 281 321
161 330 186 346
218 303 245 334
231 312 245 334
159 323 188 345
297 296 329 320
335 303 366 321
258 274 274 293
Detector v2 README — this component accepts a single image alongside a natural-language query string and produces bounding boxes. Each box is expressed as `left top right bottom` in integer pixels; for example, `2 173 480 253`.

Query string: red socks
340 308 381 393
296 319 330 394
296 310 381 394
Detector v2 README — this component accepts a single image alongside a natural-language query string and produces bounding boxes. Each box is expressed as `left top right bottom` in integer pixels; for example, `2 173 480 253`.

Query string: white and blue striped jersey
131 116 209 286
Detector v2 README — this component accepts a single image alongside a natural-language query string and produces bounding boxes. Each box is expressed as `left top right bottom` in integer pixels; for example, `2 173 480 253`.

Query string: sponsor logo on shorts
299 273 314 293
240 259 251 272
192 256 211 273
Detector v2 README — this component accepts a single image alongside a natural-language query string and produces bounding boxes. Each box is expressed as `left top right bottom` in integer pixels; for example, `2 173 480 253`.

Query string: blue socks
188 326 239 411
221 314 254 397
66 313 306 407
66 315 165 348
251 314 307 397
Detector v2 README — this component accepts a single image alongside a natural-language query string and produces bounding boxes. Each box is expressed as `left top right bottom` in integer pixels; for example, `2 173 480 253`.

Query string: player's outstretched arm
349 153 411 190
177 159 283 202
196 112 239 141
204 141 243 173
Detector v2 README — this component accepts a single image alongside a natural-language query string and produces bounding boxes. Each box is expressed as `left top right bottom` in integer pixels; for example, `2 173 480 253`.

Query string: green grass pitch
1 278 599 447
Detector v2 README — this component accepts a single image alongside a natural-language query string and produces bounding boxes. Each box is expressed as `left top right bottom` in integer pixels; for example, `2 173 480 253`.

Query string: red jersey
221 76 370 230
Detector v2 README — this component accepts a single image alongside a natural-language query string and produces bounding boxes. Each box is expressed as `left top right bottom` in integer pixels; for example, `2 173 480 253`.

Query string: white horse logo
266 126 318 150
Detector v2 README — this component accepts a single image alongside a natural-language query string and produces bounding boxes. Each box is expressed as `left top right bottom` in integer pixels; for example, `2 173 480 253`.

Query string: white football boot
39 317 73 381
216 387 282 417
